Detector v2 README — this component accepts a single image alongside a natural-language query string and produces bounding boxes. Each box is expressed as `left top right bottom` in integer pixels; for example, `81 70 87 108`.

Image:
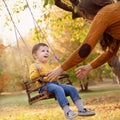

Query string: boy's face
35 46 49 63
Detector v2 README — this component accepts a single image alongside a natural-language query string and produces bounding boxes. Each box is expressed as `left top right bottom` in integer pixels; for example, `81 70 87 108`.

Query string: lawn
0 81 120 120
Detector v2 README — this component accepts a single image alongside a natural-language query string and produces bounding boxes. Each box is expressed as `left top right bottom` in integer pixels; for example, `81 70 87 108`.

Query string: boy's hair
32 43 48 59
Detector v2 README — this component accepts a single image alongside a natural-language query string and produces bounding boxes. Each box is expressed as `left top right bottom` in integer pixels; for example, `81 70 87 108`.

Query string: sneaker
65 110 78 120
78 108 95 116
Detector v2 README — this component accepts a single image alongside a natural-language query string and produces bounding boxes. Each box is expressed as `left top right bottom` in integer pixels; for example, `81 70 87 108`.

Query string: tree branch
54 0 80 19
54 0 73 12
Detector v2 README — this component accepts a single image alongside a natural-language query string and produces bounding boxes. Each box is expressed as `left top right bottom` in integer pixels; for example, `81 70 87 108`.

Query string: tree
108 55 120 84
0 42 8 92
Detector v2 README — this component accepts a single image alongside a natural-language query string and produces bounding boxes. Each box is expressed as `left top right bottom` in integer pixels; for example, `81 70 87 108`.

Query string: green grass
0 83 120 120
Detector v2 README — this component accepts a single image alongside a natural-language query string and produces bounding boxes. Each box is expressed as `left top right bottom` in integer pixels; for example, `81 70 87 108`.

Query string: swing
23 1 73 105
2 0 73 105
24 73 72 105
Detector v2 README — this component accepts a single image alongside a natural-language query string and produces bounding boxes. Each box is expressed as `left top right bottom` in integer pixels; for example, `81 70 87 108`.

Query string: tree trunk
98 71 103 82
108 55 120 84
79 77 89 92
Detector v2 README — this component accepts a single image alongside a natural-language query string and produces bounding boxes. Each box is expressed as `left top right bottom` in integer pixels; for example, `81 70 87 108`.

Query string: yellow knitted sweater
29 62 59 87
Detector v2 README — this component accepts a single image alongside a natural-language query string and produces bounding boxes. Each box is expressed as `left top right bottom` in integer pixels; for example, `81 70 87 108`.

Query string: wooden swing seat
24 73 72 105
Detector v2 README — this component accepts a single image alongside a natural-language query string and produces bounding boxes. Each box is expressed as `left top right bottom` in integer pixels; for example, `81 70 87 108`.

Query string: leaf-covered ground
0 83 120 120
0 102 120 120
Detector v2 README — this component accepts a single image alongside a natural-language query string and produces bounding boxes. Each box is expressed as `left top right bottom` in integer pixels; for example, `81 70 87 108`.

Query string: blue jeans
39 82 81 108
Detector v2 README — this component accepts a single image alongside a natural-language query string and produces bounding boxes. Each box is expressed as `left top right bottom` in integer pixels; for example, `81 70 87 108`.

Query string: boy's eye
41 50 45 52
41 50 49 53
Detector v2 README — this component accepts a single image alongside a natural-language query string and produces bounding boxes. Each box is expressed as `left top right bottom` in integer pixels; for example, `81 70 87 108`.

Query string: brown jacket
61 2 120 71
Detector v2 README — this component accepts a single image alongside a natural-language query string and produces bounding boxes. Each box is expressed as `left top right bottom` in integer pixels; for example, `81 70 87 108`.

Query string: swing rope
2 0 31 82
2 0 30 53
25 0 40 42
1 1 72 103
2 0 60 64
25 0 60 62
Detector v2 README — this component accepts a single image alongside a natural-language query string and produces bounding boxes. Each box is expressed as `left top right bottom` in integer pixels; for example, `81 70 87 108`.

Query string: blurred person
47 0 120 81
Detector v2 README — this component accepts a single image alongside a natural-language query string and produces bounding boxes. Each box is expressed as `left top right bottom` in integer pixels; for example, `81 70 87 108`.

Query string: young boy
29 43 95 119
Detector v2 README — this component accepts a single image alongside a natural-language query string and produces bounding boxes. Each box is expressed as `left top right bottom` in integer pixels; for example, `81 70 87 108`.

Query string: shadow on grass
0 83 120 106
79 84 120 93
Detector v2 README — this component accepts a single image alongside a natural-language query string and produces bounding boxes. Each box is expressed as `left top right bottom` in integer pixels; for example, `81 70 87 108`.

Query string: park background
0 0 120 120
